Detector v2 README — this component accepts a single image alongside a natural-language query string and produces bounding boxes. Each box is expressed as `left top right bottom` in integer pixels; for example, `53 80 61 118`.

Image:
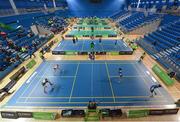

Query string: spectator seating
160 14 180 26
137 20 180 80
0 13 67 80
110 10 129 20
130 0 179 10
0 25 51 80
34 15 68 34
118 12 161 32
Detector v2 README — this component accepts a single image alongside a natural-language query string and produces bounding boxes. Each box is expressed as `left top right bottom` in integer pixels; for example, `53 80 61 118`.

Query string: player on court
99 37 102 43
119 68 123 78
138 52 146 62
72 37 76 44
91 27 94 32
90 41 95 51
76 36 78 42
61 35 64 41
53 64 60 73
41 78 54 93
150 84 162 97
89 52 95 60
115 40 118 45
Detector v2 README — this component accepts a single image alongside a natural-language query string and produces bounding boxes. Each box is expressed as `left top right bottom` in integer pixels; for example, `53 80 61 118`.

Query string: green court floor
78 18 108 25
66 30 117 37
73 24 111 29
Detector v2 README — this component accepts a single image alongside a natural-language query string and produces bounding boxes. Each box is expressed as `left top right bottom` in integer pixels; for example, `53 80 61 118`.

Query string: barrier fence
1 108 179 120
152 64 174 86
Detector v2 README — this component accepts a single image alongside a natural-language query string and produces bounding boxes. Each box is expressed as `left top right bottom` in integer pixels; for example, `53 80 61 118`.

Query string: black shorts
42 82 46 86
42 81 48 86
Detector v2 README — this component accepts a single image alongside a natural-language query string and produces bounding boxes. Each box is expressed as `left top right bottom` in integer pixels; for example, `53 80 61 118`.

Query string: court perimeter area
5 60 174 108
52 40 133 55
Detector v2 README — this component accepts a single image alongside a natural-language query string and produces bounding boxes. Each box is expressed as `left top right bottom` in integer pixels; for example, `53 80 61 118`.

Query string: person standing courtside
72 36 76 44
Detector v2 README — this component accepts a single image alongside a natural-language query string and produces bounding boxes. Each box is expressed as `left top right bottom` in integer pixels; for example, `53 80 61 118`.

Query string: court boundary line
134 62 162 96
19 95 163 99
55 41 132 52
91 62 93 99
16 63 46 102
69 62 80 102
24 64 50 102
61 39 68 50
110 75 147 78
133 62 151 91
45 61 137 65
5 104 175 109
42 76 75 78
81 39 85 51
101 41 105 52
16 100 170 104
7 60 174 108
105 61 116 103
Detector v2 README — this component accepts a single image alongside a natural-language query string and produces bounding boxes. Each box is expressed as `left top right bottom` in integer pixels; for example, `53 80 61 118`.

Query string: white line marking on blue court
26 72 37 84
151 76 157 82
146 70 157 82
146 71 150 75
69 62 80 102
123 43 127 47
91 63 93 99
25 65 49 102
58 43 62 47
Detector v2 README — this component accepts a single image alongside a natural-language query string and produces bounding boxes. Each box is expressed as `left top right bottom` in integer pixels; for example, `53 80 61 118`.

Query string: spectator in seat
14 45 21 52
32 40 37 50
21 47 27 53
0 31 7 39
15 54 22 62
0 87 14 95
7 40 15 49
153 41 157 46
27 30 34 37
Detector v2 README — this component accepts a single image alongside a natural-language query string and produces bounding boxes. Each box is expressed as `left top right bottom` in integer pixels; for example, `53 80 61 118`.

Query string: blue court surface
6 60 174 108
52 40 133 55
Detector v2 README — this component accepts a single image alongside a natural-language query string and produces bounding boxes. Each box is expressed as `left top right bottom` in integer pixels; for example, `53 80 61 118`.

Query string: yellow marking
20 95 163 99
46 62 137 65
17 100 169 104
69 62 80 102
105 61 115 103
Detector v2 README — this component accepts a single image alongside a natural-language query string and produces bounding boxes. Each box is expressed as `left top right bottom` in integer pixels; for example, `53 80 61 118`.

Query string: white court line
26 72 37 84
58 43 62 47
151 76 157 82
146 71 150 75
146 70 157 82
123 43 127 47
